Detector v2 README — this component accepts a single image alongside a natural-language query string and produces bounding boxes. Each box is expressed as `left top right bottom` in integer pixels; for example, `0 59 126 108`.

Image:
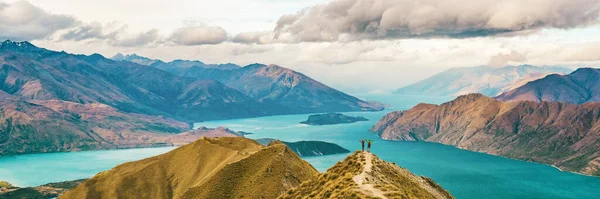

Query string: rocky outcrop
371 94 600 176
300 113 369 125
496 68 600 104
395 65 571 97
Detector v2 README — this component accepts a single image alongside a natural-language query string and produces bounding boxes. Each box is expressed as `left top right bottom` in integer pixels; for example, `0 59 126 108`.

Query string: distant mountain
0 40 273 121
395 65 572 97
1 40 380 122
371 94 600 176
60 137 319 199
0 96 189 155
496 68 600 104
151 59 241 72
279 151 454 199
111 53 240 70
0 91 253 155
111 53 159 66
162 63 384 113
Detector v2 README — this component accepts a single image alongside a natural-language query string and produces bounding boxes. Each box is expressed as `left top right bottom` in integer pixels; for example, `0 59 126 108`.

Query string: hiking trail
352 152 388 199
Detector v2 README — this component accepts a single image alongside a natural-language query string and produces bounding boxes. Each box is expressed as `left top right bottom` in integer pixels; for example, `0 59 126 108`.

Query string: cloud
232 31 273 44
168 25 228 45
59 22 160 47
111 29 160 47
0 1 159 47
0 0 77 41
487 50 527 67
238 0 600 43
62 23 229 47
559 43 600 62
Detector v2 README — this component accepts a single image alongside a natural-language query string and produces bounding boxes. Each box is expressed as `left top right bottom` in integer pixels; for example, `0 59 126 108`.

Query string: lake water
1 93 599 199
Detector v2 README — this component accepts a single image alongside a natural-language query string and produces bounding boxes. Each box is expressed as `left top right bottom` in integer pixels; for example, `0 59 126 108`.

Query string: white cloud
0 0 76 41
9 0 600 93
487 50 527 67
234 0 600 43
59 22 160 47
168 25 228 45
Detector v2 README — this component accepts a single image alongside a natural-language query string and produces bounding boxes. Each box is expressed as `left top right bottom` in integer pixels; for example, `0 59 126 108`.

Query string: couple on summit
359 139 373 152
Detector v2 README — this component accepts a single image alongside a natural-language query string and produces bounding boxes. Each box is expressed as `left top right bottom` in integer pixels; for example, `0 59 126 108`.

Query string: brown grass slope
278 151 453 199
60 137 318 199
371 93 600 176
180 141 318 199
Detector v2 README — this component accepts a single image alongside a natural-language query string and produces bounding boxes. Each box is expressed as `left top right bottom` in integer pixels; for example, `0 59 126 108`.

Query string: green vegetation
0 179 85 199
300 113 369 126
0 188 45 199
0 181 12 188
255 138 350 157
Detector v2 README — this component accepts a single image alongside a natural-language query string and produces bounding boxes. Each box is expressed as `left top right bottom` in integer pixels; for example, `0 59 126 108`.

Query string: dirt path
352 152 388 199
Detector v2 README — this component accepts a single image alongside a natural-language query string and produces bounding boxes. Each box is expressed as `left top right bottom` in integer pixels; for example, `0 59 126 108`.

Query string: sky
2 0 600 93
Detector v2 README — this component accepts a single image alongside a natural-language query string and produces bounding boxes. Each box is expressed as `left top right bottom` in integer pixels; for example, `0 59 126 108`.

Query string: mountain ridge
59 137 319 199
0 40 382 154
279 151 454 199
395 65 572 97
371 93 600 176
496 67 600 104
59 137 453 199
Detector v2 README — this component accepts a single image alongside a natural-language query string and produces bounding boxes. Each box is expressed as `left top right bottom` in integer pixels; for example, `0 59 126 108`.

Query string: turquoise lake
1 93 599 199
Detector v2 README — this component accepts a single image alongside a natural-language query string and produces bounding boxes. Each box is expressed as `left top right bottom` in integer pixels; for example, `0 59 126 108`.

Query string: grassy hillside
278 151 454 199
180 141 317 199
60 137 317 199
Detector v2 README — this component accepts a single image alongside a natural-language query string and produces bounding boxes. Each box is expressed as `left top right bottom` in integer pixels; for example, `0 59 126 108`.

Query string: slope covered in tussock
278 151 453 199
180 141 318 199
60 137 318 199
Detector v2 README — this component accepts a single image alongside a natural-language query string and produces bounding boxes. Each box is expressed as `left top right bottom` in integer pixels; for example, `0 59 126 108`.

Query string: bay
0 93 598 199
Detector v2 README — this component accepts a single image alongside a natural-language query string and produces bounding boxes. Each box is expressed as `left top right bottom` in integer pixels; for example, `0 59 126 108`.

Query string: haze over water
1 94 599 199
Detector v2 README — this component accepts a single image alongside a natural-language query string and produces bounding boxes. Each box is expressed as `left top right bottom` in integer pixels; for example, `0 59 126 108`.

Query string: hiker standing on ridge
359 139 365 151
367 140 373 152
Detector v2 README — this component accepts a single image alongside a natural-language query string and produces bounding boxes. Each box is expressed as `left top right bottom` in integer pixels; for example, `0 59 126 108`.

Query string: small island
300 113 368 126
255 138 350 157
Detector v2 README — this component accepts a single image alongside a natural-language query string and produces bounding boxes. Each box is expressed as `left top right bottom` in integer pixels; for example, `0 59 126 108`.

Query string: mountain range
113 53 384 114
496 68 600 104
59 137 453 199
371 93 600 176
0 40 382 155
395 65 572 97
